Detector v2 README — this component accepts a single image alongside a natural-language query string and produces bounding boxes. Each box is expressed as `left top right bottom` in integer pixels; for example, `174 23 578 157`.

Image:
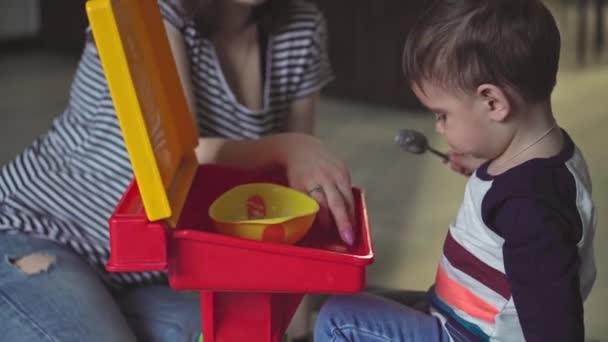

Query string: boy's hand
446 151 487 176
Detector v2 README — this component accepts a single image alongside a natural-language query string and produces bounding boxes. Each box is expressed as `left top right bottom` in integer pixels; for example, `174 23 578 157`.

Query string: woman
0 0 353 341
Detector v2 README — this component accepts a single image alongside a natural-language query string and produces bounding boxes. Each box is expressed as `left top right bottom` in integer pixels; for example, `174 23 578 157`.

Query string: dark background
5 0 429 109
3 0 605 109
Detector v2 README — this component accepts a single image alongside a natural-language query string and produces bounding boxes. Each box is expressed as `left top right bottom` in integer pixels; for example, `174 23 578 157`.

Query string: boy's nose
435 122 445 135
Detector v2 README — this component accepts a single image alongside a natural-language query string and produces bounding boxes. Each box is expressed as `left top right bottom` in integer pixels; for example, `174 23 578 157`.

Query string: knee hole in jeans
8 253 56 275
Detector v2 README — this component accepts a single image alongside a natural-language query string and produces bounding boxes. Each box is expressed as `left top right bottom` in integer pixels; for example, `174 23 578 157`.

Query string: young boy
314 0 597 341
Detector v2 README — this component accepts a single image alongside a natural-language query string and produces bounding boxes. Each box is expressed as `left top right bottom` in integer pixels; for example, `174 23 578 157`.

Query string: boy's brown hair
402 0 561 103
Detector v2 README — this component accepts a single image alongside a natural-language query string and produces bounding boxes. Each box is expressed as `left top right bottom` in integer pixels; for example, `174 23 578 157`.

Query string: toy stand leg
201 291 303 342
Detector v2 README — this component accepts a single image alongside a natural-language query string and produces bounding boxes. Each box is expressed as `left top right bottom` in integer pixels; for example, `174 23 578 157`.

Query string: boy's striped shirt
431 131 596 341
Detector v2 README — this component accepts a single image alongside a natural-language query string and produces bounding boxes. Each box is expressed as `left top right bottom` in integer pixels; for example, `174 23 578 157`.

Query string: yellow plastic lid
86 0 198 226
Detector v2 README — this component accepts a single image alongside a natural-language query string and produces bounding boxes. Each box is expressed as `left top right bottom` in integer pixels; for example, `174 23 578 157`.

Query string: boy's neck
488 100 563 175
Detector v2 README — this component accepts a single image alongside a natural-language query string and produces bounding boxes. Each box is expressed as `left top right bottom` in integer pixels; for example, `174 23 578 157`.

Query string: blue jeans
314 291 451 342
0 232 201 342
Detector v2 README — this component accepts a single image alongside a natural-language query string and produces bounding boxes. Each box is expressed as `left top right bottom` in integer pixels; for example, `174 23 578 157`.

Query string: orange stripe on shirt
435 265 500 324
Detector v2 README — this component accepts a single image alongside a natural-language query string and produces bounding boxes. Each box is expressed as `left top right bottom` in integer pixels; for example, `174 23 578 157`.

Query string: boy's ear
476 84 511 122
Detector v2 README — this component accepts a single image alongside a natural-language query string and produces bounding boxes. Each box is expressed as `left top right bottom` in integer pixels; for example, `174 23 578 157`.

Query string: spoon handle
427 146 449 162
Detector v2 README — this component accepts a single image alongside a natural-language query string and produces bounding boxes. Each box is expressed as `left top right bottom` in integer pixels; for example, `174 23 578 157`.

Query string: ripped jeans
0 231 201 342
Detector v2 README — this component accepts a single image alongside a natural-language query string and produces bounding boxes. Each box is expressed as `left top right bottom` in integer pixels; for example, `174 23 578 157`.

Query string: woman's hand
196 133 356 246
446 151 487 176
278 134 355 246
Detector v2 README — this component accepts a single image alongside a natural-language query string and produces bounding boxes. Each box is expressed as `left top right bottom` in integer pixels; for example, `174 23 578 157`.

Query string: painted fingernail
342 227 355 246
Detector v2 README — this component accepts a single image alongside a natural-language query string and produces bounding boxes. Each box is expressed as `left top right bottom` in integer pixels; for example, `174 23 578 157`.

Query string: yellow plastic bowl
209 183 320 244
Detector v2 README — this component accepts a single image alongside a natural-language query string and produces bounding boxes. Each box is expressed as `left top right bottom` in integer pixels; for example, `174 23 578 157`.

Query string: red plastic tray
107 164 374 293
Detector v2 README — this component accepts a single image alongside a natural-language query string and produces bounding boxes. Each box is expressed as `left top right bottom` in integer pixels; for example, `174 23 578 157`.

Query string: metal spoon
395 129 449 162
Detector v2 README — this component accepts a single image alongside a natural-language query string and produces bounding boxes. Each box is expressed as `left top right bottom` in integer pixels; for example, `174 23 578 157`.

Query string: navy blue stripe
430 291 489 341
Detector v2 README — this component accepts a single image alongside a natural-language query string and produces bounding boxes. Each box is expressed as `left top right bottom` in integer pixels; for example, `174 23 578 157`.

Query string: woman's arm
286 92 319 134
285 93 356 234
163 22 355 245
163 19 196 113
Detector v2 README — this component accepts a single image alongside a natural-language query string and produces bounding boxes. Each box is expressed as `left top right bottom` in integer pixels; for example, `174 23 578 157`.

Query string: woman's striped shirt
0 0 332 286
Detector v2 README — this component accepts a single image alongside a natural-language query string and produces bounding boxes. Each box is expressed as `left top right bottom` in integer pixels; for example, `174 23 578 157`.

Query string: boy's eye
434 113 446 122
